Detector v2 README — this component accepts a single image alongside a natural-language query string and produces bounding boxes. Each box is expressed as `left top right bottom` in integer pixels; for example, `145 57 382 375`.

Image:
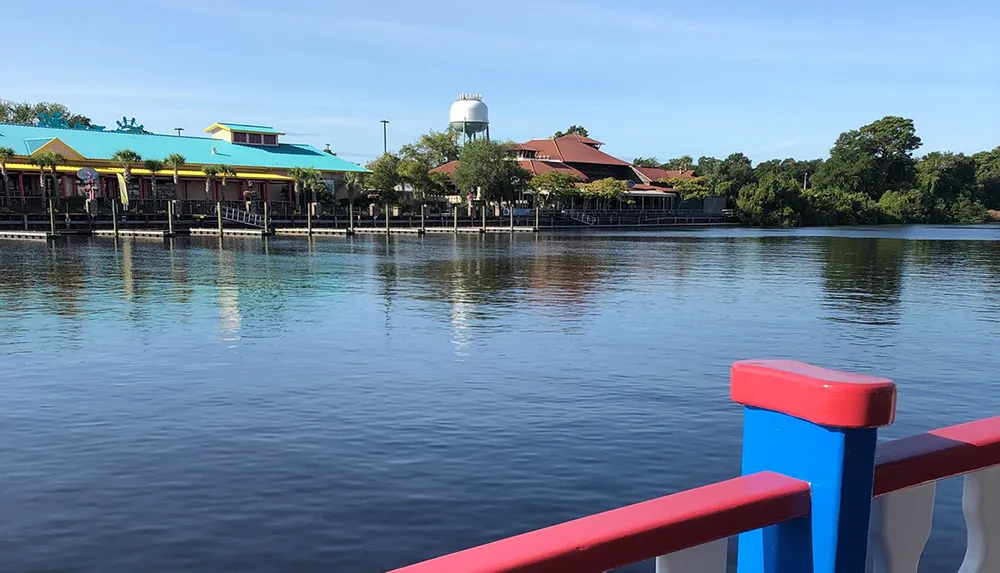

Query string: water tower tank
449 93 489 138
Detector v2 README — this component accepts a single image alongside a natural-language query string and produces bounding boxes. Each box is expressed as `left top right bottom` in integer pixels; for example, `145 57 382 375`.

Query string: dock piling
112 199 119 237
453 209 458 233
167 201 174 236
216 201 223 236
420 204 426 234
307 203 312 236
264 202 270 235
48 199 56 236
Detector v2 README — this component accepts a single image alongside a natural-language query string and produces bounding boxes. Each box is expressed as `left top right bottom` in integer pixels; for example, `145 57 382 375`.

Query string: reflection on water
1 226 1000 573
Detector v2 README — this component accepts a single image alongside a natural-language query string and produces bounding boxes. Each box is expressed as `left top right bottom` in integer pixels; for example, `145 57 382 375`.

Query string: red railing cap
731 359 897 428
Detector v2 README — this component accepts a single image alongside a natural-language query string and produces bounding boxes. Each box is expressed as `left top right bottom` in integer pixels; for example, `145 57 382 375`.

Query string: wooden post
307 202 313 235
535 202 540 231
420 204 426 233
348 199 354 234
264 201 270 235
385 206 390 234
112 198 119 236
168 201 174 236
217 201 223 236
48 198 56 235
453 208 458 233
509 202 514 232
481 205 486 232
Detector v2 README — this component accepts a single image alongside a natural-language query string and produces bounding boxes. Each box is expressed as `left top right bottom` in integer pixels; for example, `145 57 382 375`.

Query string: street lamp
380 120 389 154
174 127 184 136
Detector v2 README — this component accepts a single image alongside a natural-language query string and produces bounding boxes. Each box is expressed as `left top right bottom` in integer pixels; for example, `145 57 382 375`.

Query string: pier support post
112 198 119 237
216 201 223 236
167 201 174 236
535 203 540 231
263 201 270 235
307 203 313 236
732 360 897 573
509 202 514 232
481 205 486 233
385 206 390 235
48 199 55 236
453 208 458 233
420 204 426 234
348 200 354 235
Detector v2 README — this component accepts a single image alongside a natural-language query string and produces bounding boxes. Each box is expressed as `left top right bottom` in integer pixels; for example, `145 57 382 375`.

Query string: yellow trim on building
203 123 286 135
30 138 86 161
6 163 294 181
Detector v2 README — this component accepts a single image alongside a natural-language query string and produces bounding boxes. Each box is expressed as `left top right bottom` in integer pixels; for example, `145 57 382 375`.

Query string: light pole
380 120 389 154
174 127 184 137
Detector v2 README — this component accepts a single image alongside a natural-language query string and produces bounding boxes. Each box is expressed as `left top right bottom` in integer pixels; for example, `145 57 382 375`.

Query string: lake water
2 226 999 573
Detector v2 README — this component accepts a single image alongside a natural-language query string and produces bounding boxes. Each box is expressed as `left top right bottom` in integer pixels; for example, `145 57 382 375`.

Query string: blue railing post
732 360 897 573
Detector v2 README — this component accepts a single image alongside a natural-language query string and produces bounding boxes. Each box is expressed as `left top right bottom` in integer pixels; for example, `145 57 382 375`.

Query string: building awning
5 164 294 181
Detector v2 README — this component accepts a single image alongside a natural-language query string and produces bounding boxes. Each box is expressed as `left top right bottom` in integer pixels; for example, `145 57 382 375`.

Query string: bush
878 190 929 223
737 174 804 227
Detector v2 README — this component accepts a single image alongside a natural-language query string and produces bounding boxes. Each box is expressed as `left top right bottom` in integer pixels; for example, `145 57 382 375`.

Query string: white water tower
449 93 489 142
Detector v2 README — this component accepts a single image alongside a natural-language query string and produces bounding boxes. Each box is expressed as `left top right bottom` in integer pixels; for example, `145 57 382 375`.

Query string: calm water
2 226 1000 572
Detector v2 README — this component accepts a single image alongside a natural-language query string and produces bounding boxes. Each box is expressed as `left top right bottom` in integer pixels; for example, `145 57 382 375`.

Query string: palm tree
143 159 165 211
217 164 237 197
164 153 186 192
110 149 142 208
0 146 15 207
202 166 220 208
341 172 365 228
30 151 65 203
288 167 309 213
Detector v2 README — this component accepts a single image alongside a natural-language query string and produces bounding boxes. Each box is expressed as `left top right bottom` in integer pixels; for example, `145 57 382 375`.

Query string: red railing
388 472 809 573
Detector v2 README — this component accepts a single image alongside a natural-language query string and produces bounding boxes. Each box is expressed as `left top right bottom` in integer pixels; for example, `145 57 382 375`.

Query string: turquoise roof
0 123 367 173
215 123 283 134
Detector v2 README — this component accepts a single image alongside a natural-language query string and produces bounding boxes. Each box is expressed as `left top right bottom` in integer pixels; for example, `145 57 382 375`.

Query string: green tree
579 177 627 210
553 125 589 138
812 116 921 199
661 177 711 199
946 195 988 223
0 100 91 128
217 164 237 198
972 147 1000 208
341 171 366 219
632 157 660 168
30 151 66 202
0 146 15 206
737 173 803 227
662 155 694 171
694 156 720 178
110 149 142 191
366 153 402 208
916 152 977 202
802 187 879 226
143 159 165 206
878 190 930 224
713 153 755 204
399 128 462 167
529 171 582 205
164 153 186 190
202 166 219 206
452 139 530 203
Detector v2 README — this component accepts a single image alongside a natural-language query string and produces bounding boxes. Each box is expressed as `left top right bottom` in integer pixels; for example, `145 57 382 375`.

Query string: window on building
248 133 263 144
233 132 248 143
262 134 277 145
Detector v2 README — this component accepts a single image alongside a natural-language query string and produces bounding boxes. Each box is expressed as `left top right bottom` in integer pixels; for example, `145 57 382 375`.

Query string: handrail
387 472 810 573
873 416 1000 496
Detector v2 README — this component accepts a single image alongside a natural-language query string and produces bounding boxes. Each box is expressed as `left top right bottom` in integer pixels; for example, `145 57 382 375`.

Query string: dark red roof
518 160 587 180
510 143 539 152
430 160 461 175
632 167 696 182
523 135 630 166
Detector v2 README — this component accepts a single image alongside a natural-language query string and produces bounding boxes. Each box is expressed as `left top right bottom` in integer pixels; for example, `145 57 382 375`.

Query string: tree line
635 116 999 226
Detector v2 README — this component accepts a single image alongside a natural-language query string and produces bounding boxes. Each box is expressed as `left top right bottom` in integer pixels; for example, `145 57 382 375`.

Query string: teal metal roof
215 123 283 134
0 123 367 173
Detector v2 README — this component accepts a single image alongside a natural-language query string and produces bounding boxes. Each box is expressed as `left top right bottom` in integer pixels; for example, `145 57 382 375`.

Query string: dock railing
388 360 1000 573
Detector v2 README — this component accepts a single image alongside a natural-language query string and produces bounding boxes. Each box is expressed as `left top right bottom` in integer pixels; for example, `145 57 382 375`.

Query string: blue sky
3 0 998 164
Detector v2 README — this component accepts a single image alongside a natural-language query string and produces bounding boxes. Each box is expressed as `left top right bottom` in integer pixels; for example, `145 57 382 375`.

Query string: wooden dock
188 228 269 238
93 229 172 238
0 230 56 241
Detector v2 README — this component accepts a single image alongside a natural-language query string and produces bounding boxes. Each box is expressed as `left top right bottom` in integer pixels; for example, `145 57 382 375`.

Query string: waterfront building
432 134 696 210
0 120 366 211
